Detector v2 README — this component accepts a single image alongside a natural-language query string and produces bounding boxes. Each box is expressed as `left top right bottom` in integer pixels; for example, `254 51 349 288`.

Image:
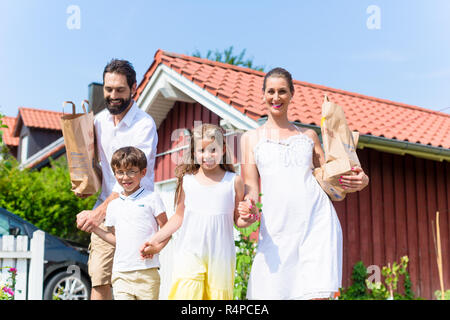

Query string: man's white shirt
94 101 158 203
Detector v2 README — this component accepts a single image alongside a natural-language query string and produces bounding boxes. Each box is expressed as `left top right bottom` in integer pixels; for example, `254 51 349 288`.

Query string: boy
91 146 169 300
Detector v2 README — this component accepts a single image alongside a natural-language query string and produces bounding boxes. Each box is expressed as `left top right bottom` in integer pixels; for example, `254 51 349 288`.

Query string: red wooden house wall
335 149 449 299
155 101 221 182
155 101 450 300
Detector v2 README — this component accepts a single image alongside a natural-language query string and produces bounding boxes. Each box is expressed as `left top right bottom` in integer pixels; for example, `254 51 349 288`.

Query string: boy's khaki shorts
112 268 160 300
88 222 115 287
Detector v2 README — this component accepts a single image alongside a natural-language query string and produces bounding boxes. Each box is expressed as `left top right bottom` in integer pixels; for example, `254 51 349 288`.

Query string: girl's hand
139 240 162 260
339 166 369 192
238 198 259 223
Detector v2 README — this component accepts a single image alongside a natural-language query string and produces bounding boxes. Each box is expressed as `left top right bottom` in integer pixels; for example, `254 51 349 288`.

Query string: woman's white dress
246 131 343 300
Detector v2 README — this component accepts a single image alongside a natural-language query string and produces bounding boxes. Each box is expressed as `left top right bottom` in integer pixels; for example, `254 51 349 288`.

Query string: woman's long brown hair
173 123 235 206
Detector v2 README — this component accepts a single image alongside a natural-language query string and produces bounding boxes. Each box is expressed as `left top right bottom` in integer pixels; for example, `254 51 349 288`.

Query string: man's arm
76 191 119 232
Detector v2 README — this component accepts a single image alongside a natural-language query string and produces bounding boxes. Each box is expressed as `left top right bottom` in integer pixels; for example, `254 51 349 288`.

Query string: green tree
193 46 264 72
0 156 97 245
0 113 7 145
0 113 12 161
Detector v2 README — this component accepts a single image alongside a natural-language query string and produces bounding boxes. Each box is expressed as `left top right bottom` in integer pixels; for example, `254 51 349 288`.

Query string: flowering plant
0 267 17 300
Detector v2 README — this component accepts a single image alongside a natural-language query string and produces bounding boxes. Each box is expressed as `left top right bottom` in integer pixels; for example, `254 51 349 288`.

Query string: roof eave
136 63 259 131
12 114 23 137
290 121 450 162
358 135 450 162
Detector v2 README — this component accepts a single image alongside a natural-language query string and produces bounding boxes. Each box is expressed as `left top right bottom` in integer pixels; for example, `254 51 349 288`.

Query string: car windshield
0 211 26 236
0 213 9 235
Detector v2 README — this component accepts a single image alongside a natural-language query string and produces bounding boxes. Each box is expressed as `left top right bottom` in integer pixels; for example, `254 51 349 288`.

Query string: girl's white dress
168 171 236 300
246 130 343 300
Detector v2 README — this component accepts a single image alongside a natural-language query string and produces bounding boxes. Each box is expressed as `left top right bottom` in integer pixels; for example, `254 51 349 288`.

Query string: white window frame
20 135 29 163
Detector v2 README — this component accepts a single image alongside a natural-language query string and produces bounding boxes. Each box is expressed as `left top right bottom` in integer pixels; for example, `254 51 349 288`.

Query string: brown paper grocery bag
60 100 101 196
313 95 361 201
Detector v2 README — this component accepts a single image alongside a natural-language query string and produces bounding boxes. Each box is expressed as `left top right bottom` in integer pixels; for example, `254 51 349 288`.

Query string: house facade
134 49 450 299
1 108 65 169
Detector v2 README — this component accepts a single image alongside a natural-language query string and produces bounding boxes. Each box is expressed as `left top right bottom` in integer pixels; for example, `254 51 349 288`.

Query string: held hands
339 166 369 192
139 239 164 260
238 198 259 224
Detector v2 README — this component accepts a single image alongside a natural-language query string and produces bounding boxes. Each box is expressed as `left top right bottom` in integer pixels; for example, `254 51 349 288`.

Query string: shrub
435 290 450 300
339 256 420 300
233 196 262 300
0 156 97 245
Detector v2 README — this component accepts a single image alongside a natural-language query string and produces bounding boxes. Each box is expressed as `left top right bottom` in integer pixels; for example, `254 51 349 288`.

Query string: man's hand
76 209 104 233
76 192 118 233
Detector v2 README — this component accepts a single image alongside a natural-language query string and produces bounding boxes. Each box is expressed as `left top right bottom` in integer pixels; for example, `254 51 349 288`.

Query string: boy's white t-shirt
104 187 166 273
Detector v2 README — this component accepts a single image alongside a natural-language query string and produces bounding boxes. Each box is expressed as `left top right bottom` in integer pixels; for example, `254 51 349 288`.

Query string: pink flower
8 268 17 274
2 286 14 296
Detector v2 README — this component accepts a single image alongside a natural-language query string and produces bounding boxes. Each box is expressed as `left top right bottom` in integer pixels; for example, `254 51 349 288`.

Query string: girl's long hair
173 123 235 206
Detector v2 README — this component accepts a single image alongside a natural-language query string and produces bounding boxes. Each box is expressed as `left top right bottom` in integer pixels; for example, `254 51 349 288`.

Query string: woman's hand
339 166 369 192
238 198 259 223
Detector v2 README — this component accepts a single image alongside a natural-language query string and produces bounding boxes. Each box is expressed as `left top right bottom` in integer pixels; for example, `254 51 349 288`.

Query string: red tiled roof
14 107 63 136
1 116 19 146
135 50 450 149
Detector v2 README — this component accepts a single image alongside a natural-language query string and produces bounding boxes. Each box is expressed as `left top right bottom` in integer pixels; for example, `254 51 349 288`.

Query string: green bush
234 221 259 300
339 256 420 300
0 156 97 245
435 290 450 300
233 196 262 300
338 261 370 299
0 113 7 145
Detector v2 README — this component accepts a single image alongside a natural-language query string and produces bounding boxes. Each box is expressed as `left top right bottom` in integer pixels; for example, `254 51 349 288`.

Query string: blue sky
1 0 449 117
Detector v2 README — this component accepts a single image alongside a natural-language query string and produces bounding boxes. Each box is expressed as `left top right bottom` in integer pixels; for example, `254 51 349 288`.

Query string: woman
239 68 369 300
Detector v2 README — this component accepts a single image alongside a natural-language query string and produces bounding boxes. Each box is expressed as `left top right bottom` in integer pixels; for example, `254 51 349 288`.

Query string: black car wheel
43 271 91 300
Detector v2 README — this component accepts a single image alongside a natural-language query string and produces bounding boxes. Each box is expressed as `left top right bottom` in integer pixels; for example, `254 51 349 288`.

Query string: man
76 59 158 300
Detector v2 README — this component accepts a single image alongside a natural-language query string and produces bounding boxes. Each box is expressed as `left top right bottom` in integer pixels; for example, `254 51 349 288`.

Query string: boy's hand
238 198 258 223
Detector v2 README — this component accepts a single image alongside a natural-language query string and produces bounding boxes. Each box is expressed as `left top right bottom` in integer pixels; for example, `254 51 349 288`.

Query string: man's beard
105 95 132 115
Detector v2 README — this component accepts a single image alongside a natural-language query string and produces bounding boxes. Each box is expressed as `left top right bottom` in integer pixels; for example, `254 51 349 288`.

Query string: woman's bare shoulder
298 126 320 143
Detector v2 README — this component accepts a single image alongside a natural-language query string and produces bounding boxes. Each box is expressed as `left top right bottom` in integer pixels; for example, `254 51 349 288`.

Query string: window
20 134 29 163
9 219 25 236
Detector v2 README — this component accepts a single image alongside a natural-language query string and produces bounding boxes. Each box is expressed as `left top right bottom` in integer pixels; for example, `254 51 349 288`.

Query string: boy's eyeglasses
115 170 140 178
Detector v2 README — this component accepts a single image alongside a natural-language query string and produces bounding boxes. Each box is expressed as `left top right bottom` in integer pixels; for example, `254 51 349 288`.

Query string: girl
239 68 369 300
140 123 257 300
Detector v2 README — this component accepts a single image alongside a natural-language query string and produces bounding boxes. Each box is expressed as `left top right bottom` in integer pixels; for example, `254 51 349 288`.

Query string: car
0 207 91 300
